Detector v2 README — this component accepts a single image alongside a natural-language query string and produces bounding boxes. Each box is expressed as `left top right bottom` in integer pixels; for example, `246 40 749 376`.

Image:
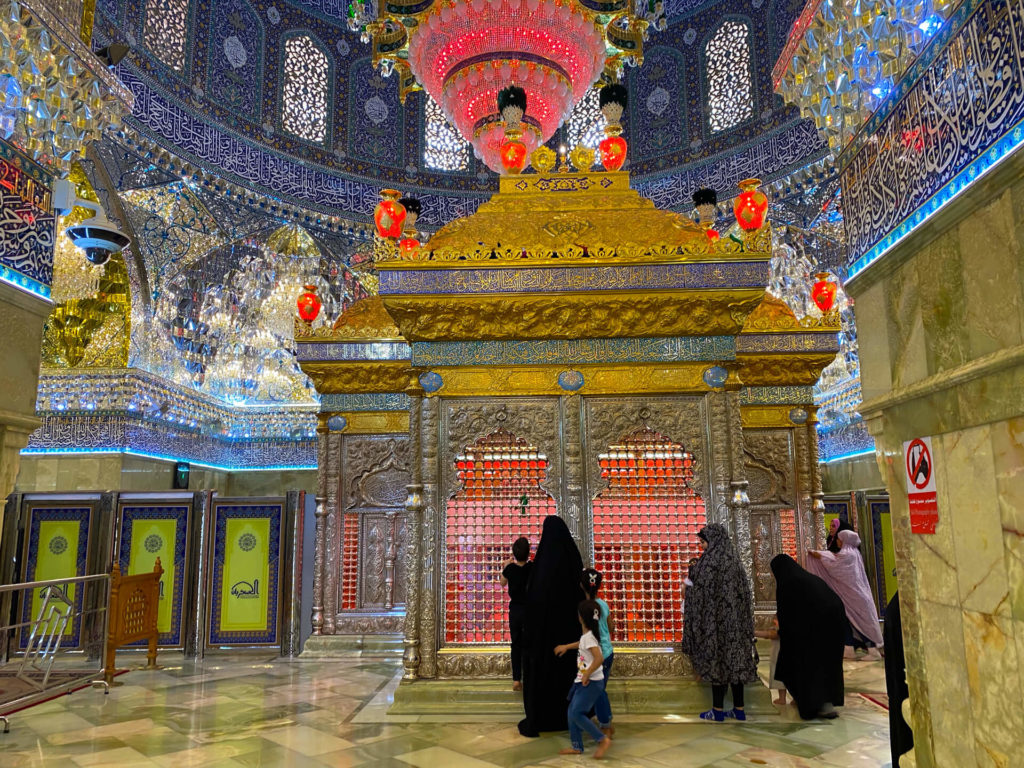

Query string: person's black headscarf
770 554 847 719
681 523 758 685
884 592 913 764
517 515 584 736
826 519 856 553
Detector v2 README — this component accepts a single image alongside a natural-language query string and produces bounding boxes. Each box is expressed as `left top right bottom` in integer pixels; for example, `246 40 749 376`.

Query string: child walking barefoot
554 600 612 759
580 568 615 736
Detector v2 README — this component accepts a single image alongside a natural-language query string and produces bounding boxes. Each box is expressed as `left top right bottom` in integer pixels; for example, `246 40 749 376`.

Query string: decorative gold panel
296 295 404 341
382 291 765 341
740 405 800 429
319 410 410 434
742 293 841 334
301 361 416 394
737 354 839 386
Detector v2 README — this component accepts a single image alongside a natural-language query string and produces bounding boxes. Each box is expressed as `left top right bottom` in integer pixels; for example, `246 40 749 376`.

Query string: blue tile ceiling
95 0 821 222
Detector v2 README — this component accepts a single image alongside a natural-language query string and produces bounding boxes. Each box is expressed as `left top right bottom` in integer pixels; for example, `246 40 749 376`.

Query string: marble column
847 152 1024 768
0 282 48 513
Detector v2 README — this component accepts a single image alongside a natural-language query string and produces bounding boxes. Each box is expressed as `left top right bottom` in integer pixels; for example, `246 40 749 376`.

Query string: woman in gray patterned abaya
682 523 759 721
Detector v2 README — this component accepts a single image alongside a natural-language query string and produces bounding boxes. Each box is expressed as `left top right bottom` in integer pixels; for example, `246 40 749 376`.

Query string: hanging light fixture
598 84 628 172
352 0 664 174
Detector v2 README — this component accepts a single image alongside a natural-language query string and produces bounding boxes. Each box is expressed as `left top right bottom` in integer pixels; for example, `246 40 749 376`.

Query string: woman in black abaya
770 554 847 720
884 592 913 766
517 515 584 737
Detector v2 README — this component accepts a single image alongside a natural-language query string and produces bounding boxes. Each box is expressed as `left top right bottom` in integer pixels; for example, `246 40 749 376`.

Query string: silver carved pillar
402 390 424 680
724 389 752 573
707 391 732 529
561 394 586 553
417 394 441 678
311 421 329 636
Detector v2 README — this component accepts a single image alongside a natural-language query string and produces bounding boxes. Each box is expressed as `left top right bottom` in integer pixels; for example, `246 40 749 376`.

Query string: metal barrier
0 573 111 733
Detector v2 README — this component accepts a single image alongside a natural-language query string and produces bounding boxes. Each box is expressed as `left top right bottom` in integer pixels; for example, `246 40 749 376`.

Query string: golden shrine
295 164 839 707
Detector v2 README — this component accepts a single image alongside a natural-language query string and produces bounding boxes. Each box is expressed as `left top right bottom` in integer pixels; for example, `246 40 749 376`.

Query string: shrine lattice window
143 0 188 72
423 96 469 171
591 427 707 643
281 35 330 144
566 87 606 151
706 20 754 133
444 429 556 644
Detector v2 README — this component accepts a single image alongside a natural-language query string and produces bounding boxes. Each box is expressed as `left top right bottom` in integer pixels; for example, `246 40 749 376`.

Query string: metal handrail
0 573 112 734
0 573 109 594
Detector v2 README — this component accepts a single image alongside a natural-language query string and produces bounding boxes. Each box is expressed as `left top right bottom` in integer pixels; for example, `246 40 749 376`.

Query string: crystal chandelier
355 0 665 173
774 0 957 153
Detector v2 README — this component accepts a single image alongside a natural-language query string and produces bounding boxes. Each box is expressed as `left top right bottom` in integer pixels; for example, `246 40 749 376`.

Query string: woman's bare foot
600 723 615 737
594 738 612 759
774 696 787 706
559 747 583 755
512 681 522 691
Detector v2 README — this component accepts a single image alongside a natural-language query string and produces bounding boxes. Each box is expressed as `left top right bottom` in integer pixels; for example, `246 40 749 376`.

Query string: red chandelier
407 0 608 172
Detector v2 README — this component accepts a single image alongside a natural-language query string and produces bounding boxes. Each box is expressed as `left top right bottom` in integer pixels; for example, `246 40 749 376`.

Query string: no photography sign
903 436 938 534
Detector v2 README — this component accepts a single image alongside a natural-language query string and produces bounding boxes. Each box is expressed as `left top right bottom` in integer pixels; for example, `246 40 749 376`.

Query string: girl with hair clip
571 568 615 735
553 600 612 758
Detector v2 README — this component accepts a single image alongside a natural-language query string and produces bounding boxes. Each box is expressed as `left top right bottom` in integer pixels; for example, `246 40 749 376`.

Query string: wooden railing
104 559 162 684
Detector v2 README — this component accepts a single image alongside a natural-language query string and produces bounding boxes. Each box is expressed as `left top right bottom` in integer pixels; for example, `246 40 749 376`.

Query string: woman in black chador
770 554 847 720
682 524 759 721
517 515 584 737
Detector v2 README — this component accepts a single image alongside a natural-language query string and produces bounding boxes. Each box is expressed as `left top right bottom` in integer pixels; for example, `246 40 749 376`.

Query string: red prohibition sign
906 439 932 490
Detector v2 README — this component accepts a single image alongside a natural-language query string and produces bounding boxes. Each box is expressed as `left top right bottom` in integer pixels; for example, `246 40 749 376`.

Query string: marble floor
0 651 893 768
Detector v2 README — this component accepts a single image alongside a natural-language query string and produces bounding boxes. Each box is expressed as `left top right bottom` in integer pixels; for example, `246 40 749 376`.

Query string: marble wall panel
885 263 929 391
854 280 892 404
944 426 1010 617
915 231 968 376
960 189 1023 360
962 609 1022 767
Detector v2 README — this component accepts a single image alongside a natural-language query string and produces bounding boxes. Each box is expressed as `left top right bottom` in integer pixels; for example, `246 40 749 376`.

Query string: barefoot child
554 600 612 759
580 568 615 736
500 536 532 692
755 615 787 705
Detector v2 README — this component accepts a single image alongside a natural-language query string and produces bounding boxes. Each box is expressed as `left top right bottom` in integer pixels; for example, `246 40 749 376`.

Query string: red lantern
811 273 838 313
733 178 769 231
399 237 419 257
296 284 322 323
373 189 406 239
599 135 627 171
705 228 720 242
500 139 527 174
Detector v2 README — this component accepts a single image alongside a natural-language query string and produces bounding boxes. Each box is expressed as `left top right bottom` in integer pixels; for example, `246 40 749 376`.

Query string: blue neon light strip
19 447 316 472
0 264 51 300
821 448 877 464
848 120 1024 280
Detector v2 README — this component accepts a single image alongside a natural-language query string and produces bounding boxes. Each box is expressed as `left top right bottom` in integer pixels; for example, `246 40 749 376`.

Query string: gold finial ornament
530 146 556 173
569 146 595 173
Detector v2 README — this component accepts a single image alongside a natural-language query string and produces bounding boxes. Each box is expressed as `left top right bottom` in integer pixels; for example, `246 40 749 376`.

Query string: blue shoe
699 708 725 722
725 708 746 721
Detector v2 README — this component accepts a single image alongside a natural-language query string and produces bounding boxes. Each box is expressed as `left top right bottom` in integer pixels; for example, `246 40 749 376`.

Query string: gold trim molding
301 361 416 394
742 293 841 334
737 354 839 386
382 291 766 341
318 410 410 434
740 405 801 429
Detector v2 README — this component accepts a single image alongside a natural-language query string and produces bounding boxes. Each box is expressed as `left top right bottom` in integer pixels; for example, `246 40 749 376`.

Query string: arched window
281 35 330 144
143 0 188 72
566 87 606 151
423 96 469 171
706 20 754 133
